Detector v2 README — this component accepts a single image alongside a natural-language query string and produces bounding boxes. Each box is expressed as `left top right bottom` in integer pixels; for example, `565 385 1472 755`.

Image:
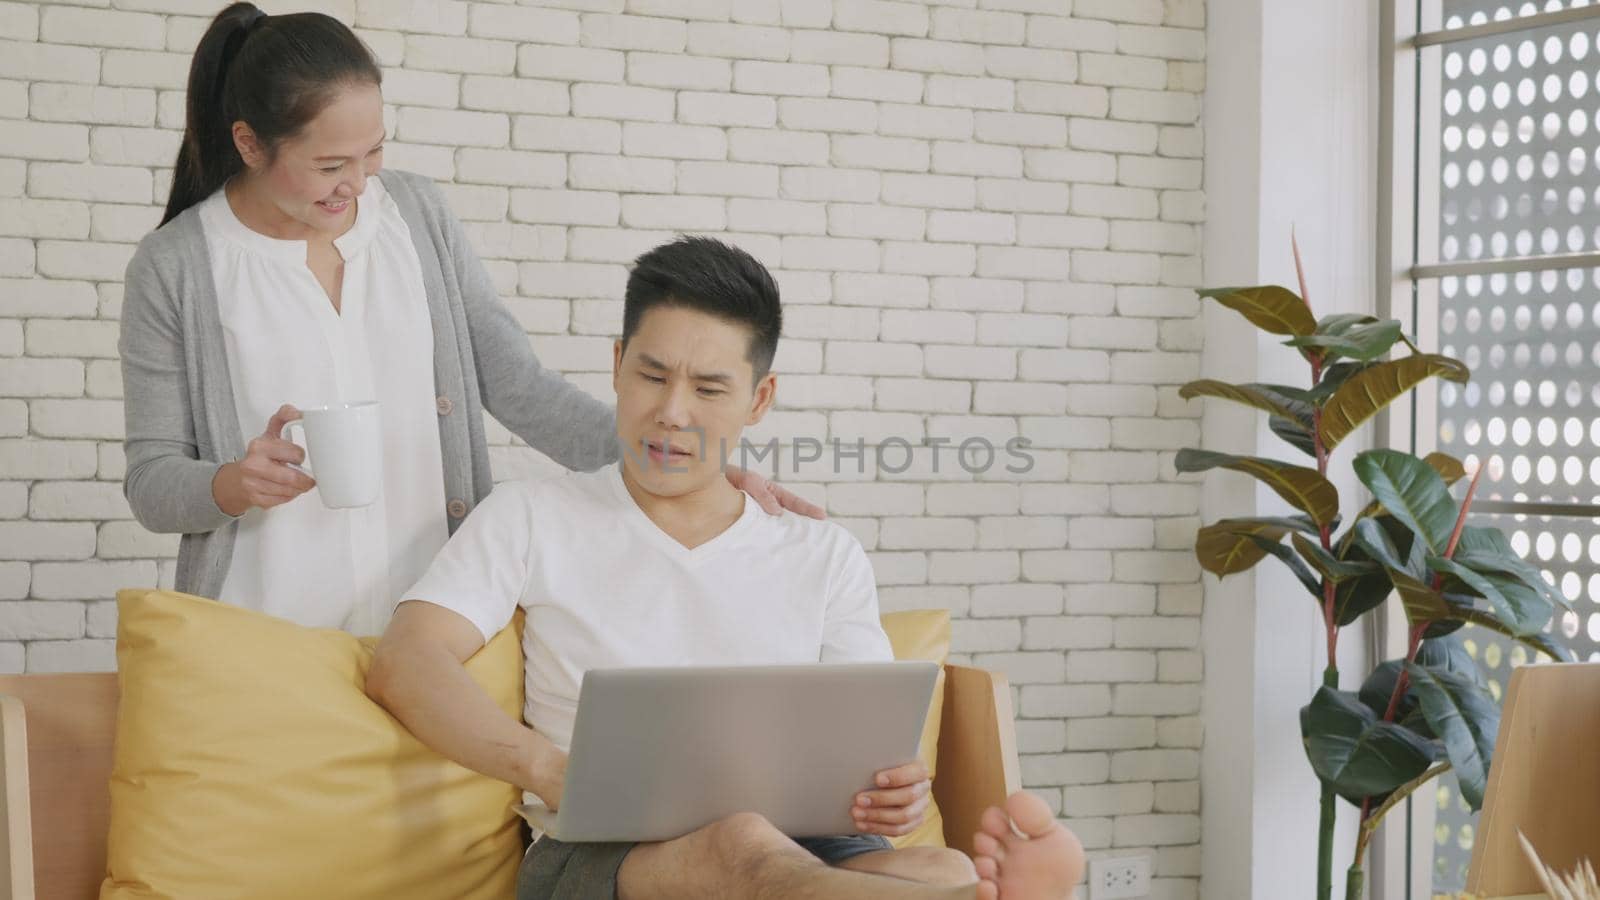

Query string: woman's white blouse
199 176 449 634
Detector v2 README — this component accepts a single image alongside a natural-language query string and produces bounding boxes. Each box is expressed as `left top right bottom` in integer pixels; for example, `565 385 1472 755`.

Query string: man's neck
618 467 746 551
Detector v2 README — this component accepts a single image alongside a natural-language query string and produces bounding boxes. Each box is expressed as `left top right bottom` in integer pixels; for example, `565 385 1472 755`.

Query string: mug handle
284 420 313 478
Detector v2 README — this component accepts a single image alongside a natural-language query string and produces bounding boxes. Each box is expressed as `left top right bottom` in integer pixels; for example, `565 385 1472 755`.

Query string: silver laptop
518 661 939 843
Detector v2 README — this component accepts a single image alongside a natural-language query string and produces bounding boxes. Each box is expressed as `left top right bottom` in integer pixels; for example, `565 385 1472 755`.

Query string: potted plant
1178 243 1571 900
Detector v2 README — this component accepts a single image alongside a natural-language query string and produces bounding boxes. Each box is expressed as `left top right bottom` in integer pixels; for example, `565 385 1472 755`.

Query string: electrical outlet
1088 854 1151 899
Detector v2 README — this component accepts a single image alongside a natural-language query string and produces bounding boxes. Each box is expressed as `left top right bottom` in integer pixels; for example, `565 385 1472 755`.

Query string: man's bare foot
971 791 1085 900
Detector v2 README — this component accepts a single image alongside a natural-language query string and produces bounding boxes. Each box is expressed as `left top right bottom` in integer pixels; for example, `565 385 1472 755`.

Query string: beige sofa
0 664 1019 900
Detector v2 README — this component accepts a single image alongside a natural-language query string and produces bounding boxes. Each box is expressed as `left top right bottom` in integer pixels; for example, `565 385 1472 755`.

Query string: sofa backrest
0 663 1017 898
0 673 116 900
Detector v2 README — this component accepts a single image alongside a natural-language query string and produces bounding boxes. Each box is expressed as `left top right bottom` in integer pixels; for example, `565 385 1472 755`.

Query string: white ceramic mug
286 401 382 509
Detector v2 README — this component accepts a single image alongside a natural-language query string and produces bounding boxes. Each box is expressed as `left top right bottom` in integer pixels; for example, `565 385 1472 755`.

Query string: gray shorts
515 832 893 900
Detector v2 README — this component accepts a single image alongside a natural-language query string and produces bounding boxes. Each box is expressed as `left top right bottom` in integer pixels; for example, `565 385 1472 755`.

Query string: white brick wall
0 1 1205 890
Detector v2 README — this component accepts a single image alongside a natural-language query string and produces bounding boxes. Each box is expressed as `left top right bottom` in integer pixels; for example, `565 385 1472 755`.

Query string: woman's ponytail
162 3 264 226
160 3 381 226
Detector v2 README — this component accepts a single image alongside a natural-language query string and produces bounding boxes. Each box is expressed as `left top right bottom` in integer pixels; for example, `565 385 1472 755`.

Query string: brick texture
1 1 1205 883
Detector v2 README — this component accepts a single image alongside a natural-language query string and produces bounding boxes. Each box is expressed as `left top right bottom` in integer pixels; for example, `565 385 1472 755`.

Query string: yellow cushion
102 589 524 900
879 608 951 850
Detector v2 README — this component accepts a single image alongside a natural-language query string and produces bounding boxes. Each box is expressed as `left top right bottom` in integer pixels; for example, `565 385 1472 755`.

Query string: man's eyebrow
638 353 733 384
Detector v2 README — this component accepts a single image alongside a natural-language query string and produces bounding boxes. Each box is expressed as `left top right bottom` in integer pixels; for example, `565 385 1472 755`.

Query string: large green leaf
1316 313 1384 334
1421 617 1468 640
1452 525 1513 556
1332 570 1393 626
1427 557 1553 637
1451 555 1570 614
1358 452 1471 519
1293 532 1380 584
1405 661 1499 810
1178 380 1311 423
1195 516 1320 577
1440 602 1570 661
1387 567 1451 623
1270 416 1318 457
1330 520 1414 625
1361 762 1453 835
1197 285 1317 336
1424 452 1468 486
1451 525 1568 611
1307 361 1376 403
1174 381 1318 458
1245 534 1322 598
1285 317 1405 363
1353 517 1414 575
1416 635 1484 684
1320 355 1471 450
1358 660 1433 738
1357 636 1486 743
1175 449 1340 526
1300 686 1440 804
1353 450 1459 556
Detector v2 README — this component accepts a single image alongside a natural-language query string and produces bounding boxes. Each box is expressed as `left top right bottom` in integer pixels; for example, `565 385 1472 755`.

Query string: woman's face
234 81 386 235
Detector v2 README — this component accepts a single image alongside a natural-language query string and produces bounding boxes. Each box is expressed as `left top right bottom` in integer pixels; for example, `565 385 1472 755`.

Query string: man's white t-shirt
404 463 895 759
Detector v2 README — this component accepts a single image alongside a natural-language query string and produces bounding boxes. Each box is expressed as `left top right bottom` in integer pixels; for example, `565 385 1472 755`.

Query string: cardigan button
435 396 453 416
447 499 468 519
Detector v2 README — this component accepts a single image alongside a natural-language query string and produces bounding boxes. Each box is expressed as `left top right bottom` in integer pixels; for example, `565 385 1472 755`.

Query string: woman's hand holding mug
212 404 317 516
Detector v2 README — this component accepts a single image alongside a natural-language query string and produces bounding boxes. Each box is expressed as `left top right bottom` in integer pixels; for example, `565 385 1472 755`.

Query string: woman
119 3 817 634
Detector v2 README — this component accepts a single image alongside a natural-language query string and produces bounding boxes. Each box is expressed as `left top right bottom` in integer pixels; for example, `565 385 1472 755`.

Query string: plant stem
1311 358 1337 668
1345 864 1365 900
1318 666 1338 900
1356 623 1430 894
1302 263 1338 900
1293 229 1312 308
1347 763 1453 893
1442 463 1485 561
1380 623 1428 723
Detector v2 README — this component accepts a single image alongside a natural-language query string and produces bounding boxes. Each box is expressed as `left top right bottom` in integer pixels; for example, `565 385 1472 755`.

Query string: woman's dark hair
161 3 382 225
622 237 783 382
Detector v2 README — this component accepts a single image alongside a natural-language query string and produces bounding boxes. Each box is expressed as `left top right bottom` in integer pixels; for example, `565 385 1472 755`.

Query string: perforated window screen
1429 1 1600 892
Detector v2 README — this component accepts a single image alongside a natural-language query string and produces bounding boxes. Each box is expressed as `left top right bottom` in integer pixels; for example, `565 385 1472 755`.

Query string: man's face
612 305 776 498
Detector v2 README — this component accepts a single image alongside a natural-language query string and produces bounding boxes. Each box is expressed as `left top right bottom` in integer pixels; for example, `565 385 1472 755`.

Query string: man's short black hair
622 236 782 382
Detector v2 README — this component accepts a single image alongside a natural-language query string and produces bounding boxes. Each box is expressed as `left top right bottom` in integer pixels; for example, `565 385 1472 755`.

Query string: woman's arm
438 191 619 472
119 246 239 534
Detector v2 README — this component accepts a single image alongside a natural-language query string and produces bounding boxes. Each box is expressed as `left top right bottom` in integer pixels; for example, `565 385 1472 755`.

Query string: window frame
1374 1 1600 896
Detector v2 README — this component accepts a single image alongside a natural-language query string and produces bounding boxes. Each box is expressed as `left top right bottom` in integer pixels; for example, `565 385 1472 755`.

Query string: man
366 236 1084 900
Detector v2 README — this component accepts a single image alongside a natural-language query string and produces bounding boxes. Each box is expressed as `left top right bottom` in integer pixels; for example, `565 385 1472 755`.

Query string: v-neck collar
605 465 760 566
202 177 384 264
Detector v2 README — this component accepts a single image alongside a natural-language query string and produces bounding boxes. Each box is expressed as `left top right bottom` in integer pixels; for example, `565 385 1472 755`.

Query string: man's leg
971 792 1085 900
617 812 974 900
617 791 1083 900
836 846 979 886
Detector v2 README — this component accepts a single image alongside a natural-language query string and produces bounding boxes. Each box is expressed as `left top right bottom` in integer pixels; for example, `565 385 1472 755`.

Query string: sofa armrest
0 695 35 900
933 664 1020 857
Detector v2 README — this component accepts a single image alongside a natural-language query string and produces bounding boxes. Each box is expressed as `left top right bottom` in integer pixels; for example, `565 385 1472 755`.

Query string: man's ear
612 340 624 394
746 372 777 426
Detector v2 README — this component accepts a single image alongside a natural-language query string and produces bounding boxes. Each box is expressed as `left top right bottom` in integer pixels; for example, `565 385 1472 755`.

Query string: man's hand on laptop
525 743 568 812
850 760 931 837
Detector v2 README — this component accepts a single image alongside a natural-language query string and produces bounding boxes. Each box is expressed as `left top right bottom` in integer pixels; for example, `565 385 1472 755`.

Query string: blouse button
447 499 468 519
436 396 453 416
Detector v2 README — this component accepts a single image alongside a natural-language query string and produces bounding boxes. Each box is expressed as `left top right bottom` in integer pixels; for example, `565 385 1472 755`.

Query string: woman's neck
224 175 352 242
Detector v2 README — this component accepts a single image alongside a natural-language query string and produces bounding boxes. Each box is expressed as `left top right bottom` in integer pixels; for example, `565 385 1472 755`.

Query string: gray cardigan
119 168 618 602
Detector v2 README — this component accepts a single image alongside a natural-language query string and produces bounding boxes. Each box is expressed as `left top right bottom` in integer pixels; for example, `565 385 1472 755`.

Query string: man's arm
817 531 932 836
365 599 568 808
